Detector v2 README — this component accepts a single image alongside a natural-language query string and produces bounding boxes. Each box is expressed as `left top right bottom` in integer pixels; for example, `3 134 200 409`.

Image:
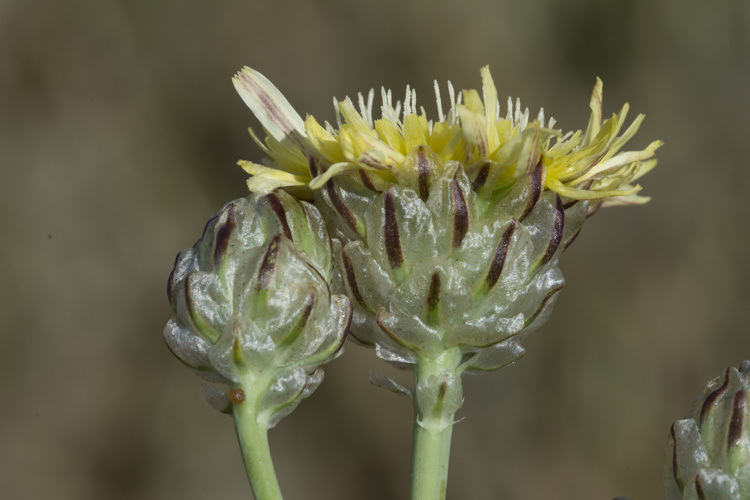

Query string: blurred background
1 0 749 498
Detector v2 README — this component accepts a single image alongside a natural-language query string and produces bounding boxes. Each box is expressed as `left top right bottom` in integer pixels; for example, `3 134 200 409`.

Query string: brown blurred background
1 0 749 498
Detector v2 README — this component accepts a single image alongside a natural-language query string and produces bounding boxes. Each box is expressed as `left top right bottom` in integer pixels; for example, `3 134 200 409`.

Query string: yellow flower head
233 66 660 205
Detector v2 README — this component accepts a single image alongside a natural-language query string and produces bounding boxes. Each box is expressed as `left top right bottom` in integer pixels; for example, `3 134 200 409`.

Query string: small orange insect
228 388 245 404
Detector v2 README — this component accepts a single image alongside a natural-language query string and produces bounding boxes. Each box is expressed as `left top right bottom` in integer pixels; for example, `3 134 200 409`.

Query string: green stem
409 349 463 500
233 386 283 500
410 417 455 500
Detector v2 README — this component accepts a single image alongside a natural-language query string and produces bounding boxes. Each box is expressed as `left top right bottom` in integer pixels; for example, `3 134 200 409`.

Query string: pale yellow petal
462 89 484 115
238 160 309 193
480 65 499 124
599 193 651 208
429 121 459 157
493 126 541 171
514 124 542 177
576 140 662 183
458 105 488 157
341 126 404 169
337 98 377 136
601 113 645 161
375 118 406 154
629 158 658 182
403 114 429 152
546 178 641 200
308 162 358 189
262 134 309 174
582 77 603 145
233 67 307 144
305 115 344 163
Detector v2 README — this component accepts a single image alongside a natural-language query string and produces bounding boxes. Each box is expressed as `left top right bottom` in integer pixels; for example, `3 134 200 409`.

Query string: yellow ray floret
232 66 659 204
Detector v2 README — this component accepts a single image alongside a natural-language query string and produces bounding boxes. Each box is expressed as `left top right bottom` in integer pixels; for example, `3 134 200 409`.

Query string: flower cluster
228 66 661 429
165 65 662 500
233 65 660 206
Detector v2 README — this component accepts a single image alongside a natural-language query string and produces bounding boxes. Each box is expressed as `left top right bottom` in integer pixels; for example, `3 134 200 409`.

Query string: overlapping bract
666 361 750 500
322 161 586 373
165 193 352 426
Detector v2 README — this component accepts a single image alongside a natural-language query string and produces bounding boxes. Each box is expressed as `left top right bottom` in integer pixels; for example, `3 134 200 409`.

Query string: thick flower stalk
233 66 660 500
165 192 352 500
665 361 750 500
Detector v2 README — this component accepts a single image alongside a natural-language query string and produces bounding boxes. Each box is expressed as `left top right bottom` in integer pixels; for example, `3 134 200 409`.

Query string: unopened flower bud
165 193 352 426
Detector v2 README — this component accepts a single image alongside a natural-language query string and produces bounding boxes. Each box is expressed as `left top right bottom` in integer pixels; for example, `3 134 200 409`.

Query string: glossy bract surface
322 161 587 373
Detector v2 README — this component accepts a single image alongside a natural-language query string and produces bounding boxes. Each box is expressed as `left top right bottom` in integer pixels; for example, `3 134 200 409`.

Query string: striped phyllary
666 361 750 500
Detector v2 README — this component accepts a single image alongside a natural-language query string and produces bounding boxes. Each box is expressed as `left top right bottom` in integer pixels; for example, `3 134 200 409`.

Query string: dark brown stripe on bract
701 368 731 425
333 300 354 354
384 189 404 270
519 161 543 222
342 247 372 313
486 220 517 290
417 146 431 201
695 471 707 500
524 284 564 327
326 180 360 235
472 162 490 191
359 170 378 192
671 423 682 489
214 204 237 267
728 390 747 449
297 294 315 331
256 235 282 290
167 252 182 307
200 214 219 243
376 311 417 351
427 271 441 313
306 262 331 298
537 196 565 269
587 201 603 218
451 173 469 248
278 294 316 349
184 273 196 319
437 377 448 401
308 157 319 178
267 193 293 240
563 228 582 251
